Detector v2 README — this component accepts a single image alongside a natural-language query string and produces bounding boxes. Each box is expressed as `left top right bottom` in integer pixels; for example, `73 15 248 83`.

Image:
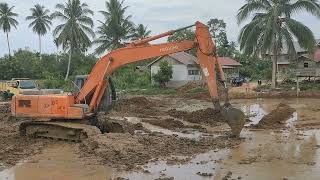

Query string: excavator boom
12 21 245 140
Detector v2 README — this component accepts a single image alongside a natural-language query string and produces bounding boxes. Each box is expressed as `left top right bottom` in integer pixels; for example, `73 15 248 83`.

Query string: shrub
152 61 173 87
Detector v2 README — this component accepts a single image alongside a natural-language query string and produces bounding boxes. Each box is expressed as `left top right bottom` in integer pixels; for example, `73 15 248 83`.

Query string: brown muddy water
0 98 320 180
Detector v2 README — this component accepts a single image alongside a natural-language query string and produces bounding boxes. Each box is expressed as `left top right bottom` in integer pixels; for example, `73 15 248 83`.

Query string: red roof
217 57 242 66
314 49 320 62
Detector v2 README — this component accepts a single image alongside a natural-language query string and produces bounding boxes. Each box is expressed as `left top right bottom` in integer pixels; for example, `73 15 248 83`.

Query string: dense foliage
235 53 272 80
152 61 173 87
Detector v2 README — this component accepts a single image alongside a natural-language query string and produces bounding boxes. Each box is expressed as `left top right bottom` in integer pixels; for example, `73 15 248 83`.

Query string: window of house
304 62 309 68
188 70 200 75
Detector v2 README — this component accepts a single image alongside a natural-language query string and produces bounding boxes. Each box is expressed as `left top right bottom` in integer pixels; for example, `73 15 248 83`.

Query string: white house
148 52 241 87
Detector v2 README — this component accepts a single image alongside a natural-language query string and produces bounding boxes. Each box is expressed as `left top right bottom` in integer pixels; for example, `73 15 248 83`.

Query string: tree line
1 0 320 89
0 0 151 80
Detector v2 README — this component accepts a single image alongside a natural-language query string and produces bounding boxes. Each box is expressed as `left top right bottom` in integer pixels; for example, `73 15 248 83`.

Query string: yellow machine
0 78 38 100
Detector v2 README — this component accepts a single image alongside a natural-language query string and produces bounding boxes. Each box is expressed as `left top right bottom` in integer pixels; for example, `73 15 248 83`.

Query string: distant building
265 39 320 74
296 48 320 77
148 52 241 87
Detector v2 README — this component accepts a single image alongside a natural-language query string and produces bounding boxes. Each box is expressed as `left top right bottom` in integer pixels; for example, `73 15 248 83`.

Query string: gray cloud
0 0 319 57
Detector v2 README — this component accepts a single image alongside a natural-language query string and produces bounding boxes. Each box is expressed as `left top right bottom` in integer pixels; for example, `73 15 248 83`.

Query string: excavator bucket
218 85 246 137
222 103 246 137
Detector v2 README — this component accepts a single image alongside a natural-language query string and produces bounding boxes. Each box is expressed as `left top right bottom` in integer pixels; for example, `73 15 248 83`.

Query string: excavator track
19 121 101 142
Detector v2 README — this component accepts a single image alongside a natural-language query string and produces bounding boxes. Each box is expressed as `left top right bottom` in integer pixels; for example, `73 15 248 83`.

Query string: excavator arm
77 21 224 112
13 21 245 139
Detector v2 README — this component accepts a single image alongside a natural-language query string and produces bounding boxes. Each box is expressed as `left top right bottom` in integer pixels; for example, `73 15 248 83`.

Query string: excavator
12 21 245 141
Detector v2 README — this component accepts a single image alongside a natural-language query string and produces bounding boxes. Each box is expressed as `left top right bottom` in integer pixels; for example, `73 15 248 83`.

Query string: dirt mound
168 108 225 126
112 97 164 118
177 82 199 94
80 133 242 170
253 103 295 129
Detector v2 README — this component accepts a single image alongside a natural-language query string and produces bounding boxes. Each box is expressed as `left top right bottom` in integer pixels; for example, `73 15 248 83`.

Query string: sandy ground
0 95 320 180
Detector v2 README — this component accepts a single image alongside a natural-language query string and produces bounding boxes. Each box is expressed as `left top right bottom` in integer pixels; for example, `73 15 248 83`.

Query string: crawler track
19 121 101 142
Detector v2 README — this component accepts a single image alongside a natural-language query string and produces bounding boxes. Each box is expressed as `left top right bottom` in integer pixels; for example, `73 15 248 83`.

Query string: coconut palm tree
0 3 18 58
132 24 151 41
54 38 59 62
52 0 94 80
238 0 320 88
94 0 134 55
26 4 52 60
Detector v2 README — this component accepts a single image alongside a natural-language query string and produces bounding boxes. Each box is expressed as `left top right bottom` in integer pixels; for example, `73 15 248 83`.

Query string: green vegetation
167 18 236 57
0 50 96 90
132 24 151 41
26 4 52 60
0 3 18 57
238 0 320 88
152 61 173 87
94 0 135 54
236 53 272 80
52 0 95 80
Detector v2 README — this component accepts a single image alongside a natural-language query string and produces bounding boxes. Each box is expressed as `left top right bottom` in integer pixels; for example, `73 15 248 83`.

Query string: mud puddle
123 116 209 139
0 143 114 180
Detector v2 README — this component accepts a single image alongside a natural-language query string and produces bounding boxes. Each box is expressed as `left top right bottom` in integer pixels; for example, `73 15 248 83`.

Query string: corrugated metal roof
169 52 198 65
148 52 242 67
217 57 242 66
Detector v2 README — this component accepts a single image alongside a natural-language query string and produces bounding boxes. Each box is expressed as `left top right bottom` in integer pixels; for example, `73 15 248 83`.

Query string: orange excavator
12 21 245 141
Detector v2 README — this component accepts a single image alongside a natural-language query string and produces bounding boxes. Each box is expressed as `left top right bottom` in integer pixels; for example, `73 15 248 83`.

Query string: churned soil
142 118 207 132
80 132 242 170
168 108 225 127
252 103 295 129
111 97 165 117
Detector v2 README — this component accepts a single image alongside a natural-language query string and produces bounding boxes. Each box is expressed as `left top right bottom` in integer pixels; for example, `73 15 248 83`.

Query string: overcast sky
1 0 320 57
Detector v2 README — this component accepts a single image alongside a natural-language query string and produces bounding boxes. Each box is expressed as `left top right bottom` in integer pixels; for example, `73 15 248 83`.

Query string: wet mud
111 97 165 118
1 97 320 180
80 133 242 171
0 108 50 167
142 118 207 133
168 108 225 126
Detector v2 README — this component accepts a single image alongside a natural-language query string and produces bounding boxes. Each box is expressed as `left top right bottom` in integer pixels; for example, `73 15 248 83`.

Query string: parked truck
0 78 38 100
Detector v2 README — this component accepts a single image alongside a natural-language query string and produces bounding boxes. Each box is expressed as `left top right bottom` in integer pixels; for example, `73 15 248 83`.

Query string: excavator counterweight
12 21 245 140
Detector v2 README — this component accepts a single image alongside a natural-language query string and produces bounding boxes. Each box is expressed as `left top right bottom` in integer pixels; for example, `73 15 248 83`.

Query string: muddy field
0 96 320 180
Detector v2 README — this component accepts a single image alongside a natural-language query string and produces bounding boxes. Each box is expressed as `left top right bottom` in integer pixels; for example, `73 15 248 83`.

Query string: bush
152 61 173 87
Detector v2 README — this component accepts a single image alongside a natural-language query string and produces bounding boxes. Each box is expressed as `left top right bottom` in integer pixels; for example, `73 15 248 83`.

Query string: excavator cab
74 75 117 112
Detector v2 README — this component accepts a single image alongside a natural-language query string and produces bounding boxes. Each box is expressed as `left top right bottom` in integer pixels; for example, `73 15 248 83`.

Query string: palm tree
54 38 59 62
52 0 94 80
0 3 18 58
238 0 320 88
26 4 52 60
132 24 151 41
94 0 134 55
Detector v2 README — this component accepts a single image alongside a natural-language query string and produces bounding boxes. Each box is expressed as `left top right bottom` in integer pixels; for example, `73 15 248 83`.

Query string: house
266 39 320 73
148 52 241 87
296 48 320 77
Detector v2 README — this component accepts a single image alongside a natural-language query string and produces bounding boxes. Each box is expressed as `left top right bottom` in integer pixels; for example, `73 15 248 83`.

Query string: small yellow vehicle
0 78 38 100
